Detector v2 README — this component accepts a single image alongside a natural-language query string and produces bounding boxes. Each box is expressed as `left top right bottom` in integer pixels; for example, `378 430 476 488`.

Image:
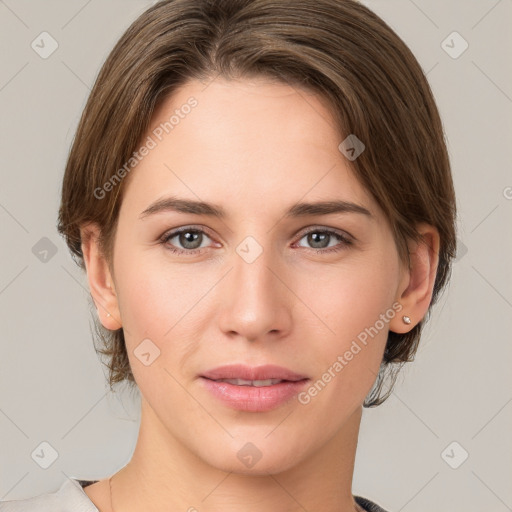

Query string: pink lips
201 364 308 382
199 364 309 412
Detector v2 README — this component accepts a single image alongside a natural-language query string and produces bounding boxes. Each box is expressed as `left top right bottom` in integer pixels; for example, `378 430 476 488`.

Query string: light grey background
0 1 511 511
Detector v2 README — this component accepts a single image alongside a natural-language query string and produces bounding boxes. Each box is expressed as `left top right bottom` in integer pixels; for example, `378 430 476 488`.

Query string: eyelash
159 225 353 256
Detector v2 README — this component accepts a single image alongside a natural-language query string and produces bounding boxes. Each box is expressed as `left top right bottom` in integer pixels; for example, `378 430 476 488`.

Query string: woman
0 0 456 511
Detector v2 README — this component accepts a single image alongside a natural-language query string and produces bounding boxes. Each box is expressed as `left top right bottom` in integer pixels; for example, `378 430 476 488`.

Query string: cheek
112 261 197 399
293 251 400 403
298 251 399 343
113 250 211 366
113 240 195 329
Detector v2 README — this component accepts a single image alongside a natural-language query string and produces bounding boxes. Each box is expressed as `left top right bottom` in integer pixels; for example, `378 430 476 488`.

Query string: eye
160 226 215 255
160 225 353 257
295 228 353 253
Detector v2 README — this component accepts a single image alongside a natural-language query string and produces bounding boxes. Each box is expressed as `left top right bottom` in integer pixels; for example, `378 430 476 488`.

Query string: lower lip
200 377 309 412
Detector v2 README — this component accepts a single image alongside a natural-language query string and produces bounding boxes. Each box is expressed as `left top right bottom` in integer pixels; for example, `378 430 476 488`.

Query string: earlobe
390 223 440 334
80 223 122 330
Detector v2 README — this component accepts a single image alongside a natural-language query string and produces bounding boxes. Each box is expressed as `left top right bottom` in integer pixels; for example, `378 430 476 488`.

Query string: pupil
181 231 201 249
309 232 328 248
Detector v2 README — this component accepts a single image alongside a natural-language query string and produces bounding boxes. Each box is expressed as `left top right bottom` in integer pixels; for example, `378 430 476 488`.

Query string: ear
80 223 122 330
389 223 440 333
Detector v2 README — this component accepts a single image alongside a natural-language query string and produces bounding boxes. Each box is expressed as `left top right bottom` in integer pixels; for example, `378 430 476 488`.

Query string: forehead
121 77 378 220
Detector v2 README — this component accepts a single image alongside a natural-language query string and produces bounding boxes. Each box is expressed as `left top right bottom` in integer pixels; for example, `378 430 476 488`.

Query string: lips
200 364 308 383
213 378 284 387
199 364 310 411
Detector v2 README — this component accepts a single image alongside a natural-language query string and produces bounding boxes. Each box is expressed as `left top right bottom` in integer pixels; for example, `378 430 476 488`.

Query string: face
106 77 408 474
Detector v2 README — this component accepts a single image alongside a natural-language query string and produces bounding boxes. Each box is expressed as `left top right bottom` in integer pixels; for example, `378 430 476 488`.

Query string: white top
0 477 389 512
0 478 99 512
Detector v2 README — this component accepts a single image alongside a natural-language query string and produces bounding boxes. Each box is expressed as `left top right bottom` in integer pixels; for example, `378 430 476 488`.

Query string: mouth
202 377 307 387
199 365 310 412
200 363 308 383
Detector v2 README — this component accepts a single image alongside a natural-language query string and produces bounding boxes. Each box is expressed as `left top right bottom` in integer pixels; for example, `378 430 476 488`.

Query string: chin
199 436 307 476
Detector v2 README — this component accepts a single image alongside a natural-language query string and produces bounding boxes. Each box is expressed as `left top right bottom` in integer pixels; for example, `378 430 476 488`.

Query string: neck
110 398 363 512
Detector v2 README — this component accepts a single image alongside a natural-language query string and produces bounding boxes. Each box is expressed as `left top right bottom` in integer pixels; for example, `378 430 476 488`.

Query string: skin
80 76 439 512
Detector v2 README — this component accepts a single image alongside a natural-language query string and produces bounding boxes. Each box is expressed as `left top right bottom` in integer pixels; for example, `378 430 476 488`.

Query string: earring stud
402 315 411 324
107 313 111 318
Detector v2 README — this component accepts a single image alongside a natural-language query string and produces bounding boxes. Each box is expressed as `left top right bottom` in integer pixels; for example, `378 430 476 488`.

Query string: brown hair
58 0 457 407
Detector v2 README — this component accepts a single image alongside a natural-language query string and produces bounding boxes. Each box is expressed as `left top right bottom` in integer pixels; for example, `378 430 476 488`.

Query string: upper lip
201 364 308 382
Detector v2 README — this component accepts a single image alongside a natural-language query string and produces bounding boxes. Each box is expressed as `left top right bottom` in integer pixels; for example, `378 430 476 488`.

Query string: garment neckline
76 479 99 489
71 478 384 512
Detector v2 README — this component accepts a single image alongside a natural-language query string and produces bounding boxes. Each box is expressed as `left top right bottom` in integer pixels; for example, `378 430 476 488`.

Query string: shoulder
355 495 391 512
0 478 99 512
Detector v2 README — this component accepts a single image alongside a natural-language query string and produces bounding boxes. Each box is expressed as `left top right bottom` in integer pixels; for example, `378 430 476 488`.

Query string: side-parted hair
57 0 457 407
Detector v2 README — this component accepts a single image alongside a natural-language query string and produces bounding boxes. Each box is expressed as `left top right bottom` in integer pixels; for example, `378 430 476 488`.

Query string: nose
216 239 293 343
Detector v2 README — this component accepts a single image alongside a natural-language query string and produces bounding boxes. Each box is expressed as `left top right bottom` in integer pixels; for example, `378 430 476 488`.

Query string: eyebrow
139 196 373 220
